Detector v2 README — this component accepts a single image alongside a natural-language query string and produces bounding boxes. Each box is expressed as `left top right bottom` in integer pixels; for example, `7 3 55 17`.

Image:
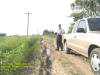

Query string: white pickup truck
63 18 100 75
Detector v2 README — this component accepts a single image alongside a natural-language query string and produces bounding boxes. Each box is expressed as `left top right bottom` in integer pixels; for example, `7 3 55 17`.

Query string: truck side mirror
77 28 86 33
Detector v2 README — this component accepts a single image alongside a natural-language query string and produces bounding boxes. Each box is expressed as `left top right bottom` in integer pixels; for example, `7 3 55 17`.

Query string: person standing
56 24 65 51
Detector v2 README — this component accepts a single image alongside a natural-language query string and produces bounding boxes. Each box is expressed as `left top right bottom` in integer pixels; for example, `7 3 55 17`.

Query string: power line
25 12 32 36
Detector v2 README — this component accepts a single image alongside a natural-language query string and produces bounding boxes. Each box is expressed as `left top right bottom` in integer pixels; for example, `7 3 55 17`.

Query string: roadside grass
0 36 41 75
43 34 56 38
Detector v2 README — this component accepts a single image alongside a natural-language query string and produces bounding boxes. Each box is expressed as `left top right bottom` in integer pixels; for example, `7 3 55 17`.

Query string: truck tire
90 48 100 75
64 42 70 54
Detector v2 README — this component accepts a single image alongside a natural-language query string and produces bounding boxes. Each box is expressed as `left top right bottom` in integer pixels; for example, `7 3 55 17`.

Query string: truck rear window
88 18 100 31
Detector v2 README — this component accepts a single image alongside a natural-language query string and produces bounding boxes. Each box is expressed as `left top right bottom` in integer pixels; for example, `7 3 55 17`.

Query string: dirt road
41 38 94 75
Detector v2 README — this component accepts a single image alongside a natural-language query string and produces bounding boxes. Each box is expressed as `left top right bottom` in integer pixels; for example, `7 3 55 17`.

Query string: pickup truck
63 18 100 75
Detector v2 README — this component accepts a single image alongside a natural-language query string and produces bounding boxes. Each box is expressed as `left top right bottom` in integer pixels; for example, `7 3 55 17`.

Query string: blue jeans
56 35 63 50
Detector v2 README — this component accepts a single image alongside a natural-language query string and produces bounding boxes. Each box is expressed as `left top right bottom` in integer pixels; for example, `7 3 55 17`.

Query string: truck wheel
64 42 70 54
90 48 100 75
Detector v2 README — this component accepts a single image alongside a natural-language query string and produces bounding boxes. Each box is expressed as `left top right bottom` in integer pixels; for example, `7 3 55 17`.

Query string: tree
71 12 86 22
71 0 98 17
43 29 49 35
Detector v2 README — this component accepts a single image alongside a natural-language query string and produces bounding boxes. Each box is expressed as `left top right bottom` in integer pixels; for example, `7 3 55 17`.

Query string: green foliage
68 23 74 33
43 29 56 38
70 0 100 33
71 12 86 22
43 29 56 35
43 34 56 38
43 29 49 35
71 0 99 17
0 36 41 75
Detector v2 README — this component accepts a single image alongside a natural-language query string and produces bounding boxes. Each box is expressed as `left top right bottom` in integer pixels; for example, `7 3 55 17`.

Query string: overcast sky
0 0 75 35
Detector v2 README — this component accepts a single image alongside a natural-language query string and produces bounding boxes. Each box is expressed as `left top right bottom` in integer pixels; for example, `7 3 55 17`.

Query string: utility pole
25 12 32 36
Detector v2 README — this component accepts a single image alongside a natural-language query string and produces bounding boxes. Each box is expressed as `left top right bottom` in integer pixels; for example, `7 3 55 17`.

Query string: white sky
0 0 75 35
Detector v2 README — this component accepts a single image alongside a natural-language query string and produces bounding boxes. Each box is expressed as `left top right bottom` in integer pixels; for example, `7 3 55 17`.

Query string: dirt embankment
40 38 94 75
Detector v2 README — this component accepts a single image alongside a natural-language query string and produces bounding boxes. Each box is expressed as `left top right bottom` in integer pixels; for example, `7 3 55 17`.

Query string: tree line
43 29 57 35
0 33 6 37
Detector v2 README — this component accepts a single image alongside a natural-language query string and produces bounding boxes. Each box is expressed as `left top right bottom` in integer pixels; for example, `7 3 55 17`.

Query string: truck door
73 20 89 56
